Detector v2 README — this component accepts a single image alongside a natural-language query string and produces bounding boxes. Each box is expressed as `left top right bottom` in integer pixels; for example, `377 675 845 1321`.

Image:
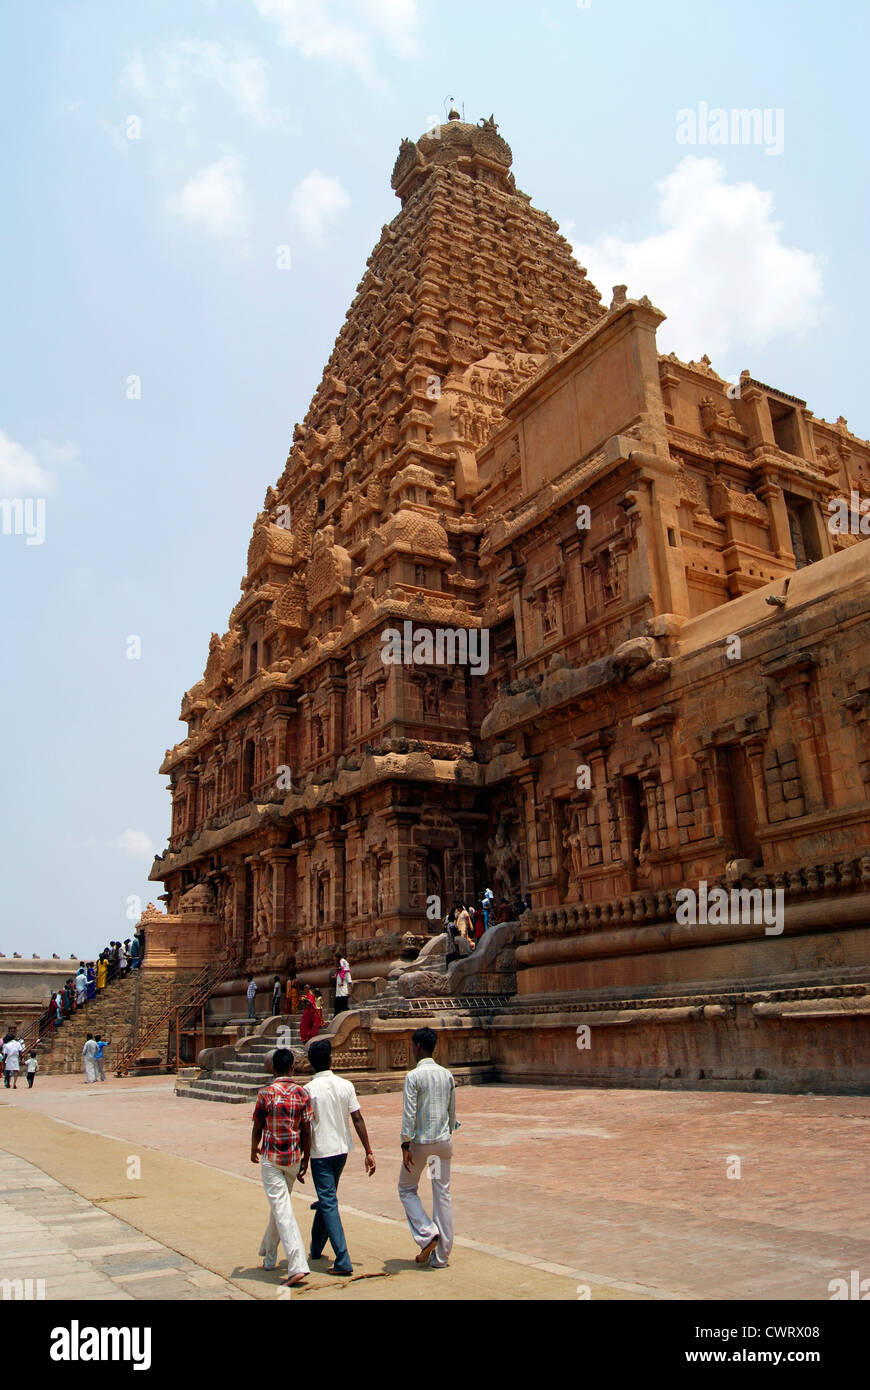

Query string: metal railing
114 956 242 1076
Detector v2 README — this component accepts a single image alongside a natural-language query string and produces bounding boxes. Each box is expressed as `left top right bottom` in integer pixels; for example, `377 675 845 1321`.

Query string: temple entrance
720 745 761 862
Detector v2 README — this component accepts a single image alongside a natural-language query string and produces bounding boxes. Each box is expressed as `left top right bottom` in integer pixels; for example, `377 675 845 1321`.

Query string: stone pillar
517 766 543 894
757 479 793 562
737 382 776 450
263 848 296 953
741 736 770 827
763 654 826 812
692 746 726 844
343 815 364 927
575 736 613 868
842 691 870 802
639 770 664 853
630 456 691 618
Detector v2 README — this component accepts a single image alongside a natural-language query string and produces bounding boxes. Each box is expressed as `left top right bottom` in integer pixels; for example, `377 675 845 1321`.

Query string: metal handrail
114 956 242 1076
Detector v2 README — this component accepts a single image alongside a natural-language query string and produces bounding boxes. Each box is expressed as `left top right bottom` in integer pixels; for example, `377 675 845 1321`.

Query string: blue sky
1 0 867 958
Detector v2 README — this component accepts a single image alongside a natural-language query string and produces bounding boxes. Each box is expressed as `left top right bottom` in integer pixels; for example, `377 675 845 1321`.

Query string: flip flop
416 1235 439 1264
280 1272 308 1287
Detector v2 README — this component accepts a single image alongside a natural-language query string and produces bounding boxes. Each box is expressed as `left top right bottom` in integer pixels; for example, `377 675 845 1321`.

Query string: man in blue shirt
398 1027 459 1269
94 1035 110 1082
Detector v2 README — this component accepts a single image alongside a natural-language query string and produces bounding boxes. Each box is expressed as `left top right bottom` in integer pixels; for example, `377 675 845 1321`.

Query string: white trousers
258 1157 309 1277
83 1058 96 1083
398 1139 454 1267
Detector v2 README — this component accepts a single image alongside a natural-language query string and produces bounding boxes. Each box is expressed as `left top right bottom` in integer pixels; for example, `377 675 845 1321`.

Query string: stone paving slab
5 1075 869 1299
0 1150 250 1301
0 1106 589 1301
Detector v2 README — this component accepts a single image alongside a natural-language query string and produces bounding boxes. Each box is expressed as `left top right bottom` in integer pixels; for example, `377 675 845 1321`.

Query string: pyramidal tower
153 112 606 973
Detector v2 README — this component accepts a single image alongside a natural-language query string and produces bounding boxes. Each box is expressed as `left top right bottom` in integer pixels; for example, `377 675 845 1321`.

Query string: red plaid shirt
253 1080 312 1166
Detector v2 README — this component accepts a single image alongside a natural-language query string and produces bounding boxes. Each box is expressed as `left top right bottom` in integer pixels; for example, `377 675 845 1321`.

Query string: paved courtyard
2 1077 868 1300
0 1149 249 1300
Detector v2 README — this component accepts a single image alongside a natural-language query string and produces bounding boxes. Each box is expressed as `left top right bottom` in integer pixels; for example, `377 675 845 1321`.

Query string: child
25 1052 38 1088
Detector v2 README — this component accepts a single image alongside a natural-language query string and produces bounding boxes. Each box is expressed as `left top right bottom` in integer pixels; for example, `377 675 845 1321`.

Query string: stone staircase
177 1013 327 1105
24 969 196 1075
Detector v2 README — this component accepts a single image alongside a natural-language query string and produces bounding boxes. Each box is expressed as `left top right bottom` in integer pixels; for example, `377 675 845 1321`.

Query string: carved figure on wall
221 882 235 946
562 806 584 882
486 819 519 898
422 673 440 715
256 869 271 940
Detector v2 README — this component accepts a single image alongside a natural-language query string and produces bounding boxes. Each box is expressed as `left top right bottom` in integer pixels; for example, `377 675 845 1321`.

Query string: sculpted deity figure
562 807 584 882
256 869 271 940
486 820 518 898
221 883 235 945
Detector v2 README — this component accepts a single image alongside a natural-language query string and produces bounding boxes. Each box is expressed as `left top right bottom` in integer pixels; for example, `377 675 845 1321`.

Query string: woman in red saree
299 987 322 1044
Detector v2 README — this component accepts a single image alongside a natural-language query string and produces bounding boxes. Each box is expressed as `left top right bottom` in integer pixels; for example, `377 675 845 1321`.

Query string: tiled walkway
0 1150 250 1300
3 1076 870 1299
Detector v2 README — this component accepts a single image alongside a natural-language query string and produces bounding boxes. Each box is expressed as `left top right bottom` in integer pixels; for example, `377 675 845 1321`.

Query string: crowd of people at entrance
444 889 530 966
251 1026 457 1284
37 932 146 1041
245 954 351 1045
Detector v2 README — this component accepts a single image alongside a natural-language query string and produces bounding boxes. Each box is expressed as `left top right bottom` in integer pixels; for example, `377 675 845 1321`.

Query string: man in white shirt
82 1034 98 1084
332 952 352 1014
398 1026 459 1269
2 1035 23 1090
301 1038 375 1275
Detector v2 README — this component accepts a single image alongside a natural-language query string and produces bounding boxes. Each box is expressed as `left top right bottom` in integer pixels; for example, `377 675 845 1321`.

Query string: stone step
177 1088 249 1105
190 1077 264 1098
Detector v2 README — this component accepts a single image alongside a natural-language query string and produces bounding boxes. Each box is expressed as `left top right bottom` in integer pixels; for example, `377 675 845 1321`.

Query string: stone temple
146 112 870 1095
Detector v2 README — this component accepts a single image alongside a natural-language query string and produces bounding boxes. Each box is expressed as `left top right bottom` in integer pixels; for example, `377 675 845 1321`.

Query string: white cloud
121 39 284 126
168 156 250 238
0 430 54 494
252 0 420 81
571 157 824 361
39 440 78 465
123 50 150 97
290 170 350 244
115 829 156 858
355 0 420 56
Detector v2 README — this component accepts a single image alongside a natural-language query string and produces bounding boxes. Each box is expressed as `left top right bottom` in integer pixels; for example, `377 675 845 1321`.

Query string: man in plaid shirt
251 1047 312 1286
